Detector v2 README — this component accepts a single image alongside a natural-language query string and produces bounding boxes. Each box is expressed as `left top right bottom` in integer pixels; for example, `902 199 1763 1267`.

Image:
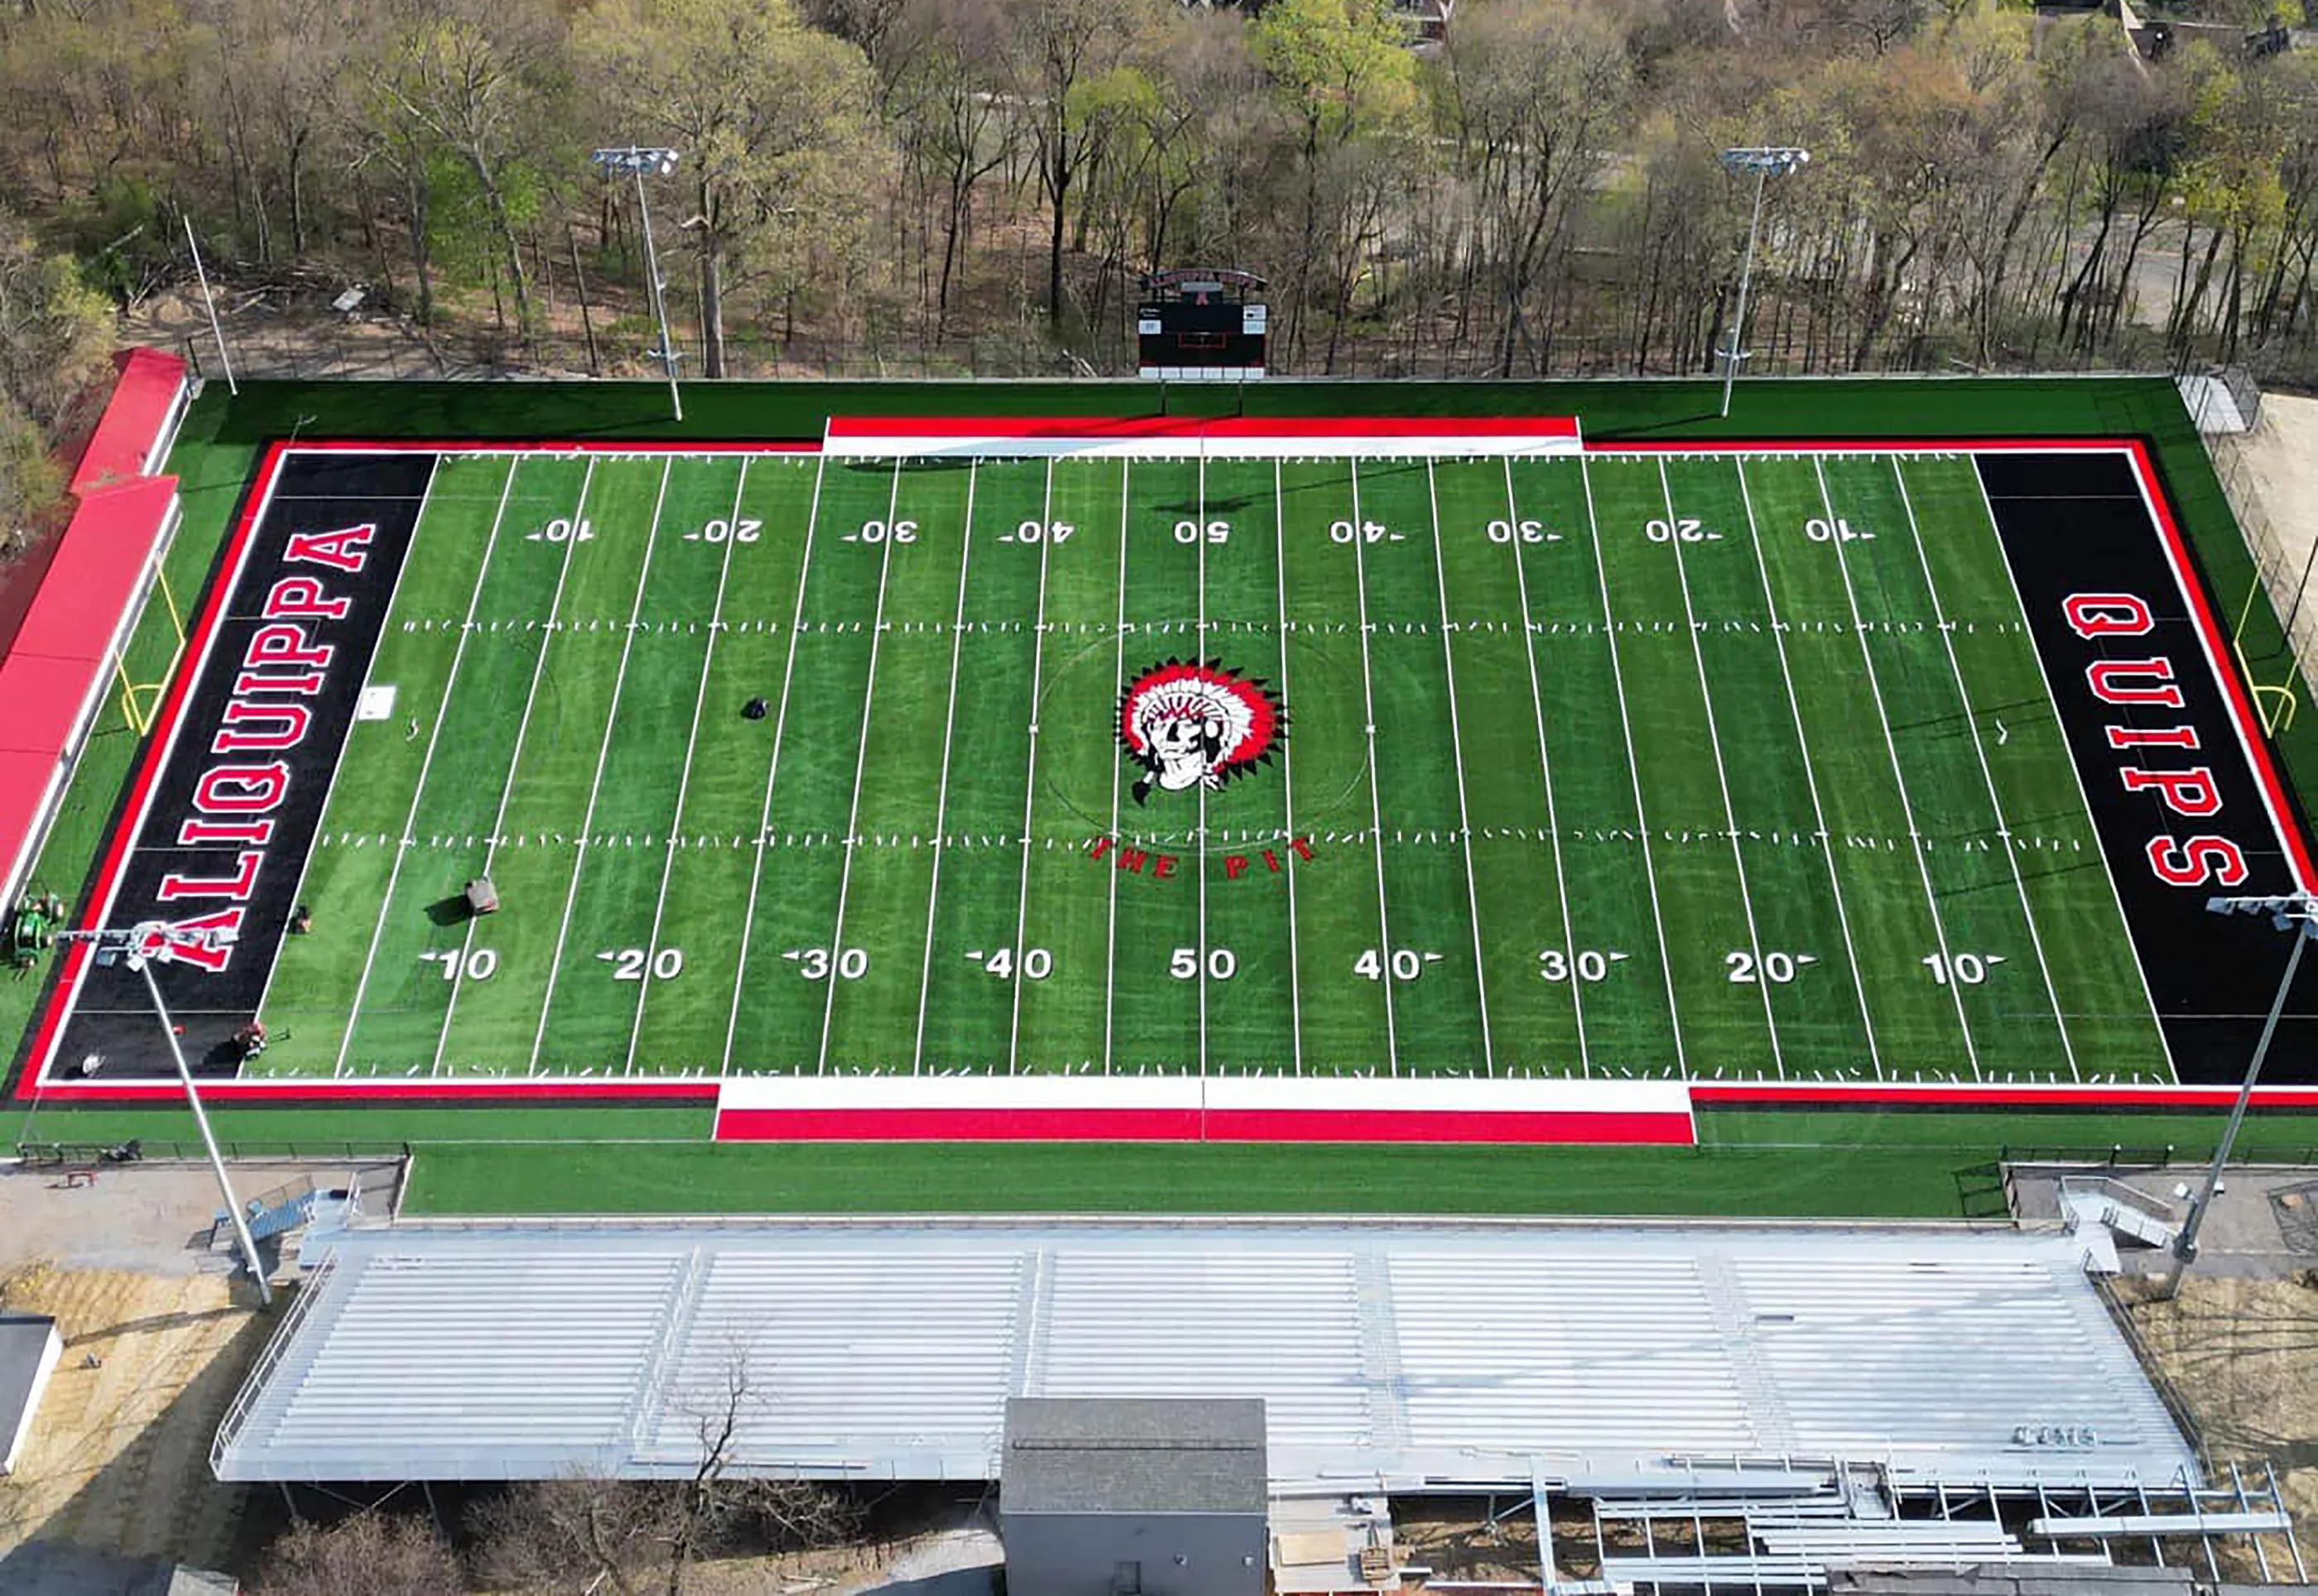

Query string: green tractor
9 891 66 971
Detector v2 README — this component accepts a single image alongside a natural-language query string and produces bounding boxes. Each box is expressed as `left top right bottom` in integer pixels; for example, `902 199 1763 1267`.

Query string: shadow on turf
425 895 476 928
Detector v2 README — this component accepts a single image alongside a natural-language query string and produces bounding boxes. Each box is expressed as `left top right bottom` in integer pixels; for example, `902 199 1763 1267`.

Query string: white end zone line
1423 459 1496 1076
910 461 981 1076
1344 459 1403 1076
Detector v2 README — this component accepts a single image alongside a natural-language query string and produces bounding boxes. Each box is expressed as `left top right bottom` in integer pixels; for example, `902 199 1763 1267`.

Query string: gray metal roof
210 1219 2196 1488
1003 1396 1267 1516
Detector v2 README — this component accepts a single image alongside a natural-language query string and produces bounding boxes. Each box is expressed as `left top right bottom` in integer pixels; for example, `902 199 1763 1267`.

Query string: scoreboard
1137 268 1267 381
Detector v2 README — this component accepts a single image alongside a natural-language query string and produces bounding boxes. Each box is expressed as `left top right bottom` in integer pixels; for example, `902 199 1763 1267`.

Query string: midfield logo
1118 658 1285 805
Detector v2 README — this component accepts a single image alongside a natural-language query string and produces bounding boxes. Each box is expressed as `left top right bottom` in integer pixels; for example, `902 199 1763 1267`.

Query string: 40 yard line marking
1423 459 1495 1075
909 460 981 1076
626 458 752 1076
1346 459 1402 1077
330 455 520 1078
499 457 675 1075
1273 459 1305 1076
1003 459 1058 1076
1102 463 1130 1076
814 458 905 1075
1657 458 1782 1075
721 454 829 1073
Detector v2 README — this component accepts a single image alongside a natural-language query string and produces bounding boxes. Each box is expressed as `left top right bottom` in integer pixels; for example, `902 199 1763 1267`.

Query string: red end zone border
16 425 2316 1144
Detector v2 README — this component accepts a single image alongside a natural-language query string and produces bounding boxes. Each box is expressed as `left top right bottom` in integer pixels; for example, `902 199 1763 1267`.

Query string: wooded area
0 0 2315 406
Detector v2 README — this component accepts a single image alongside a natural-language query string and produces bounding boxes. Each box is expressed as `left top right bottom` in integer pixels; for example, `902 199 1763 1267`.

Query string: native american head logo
1118 659 1285 805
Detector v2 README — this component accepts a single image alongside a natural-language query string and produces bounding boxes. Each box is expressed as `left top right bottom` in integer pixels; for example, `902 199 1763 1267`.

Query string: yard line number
1002 521 1074 545
968 947 1051 979
1805 517 1873 542
1922 951 2005 986
1539 948 1627 983
1726 949 1817 984
420 948 495 981
784 946 868 980
847 519 916 544
684 517 762 544
1169 946 1235 979
526 517 594 544
1329 519 1404 545
1645 517 1719 543
1487 518 1559 545
599 946 684 981
1355 948 1443 981
1175 518 1232 544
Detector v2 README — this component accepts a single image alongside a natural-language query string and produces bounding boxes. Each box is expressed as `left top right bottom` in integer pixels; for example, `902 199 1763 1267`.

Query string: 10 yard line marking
331 456 520 1078
1811 456 1982 1079
1897 460 2078 1077
1657 458 1783 1076
625 458 753 1076
499 458 675 1075
815 459 905 1076
720 455 830 1073
1502 459 1589 1075
1003 459 1058 1077
1577 454 1688 1074
1423 460 1496 1076
1731 458 1883 1079
909 460 981 1076
1345 459 1403 1076
1102 463 1131 1076
1273 459 1305 1076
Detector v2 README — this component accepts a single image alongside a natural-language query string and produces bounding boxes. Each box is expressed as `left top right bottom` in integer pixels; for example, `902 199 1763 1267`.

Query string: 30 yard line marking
1896 459 2075 1077
815 458 905 1075
1273 459 1305 1076
1424 459 1495 1075
626 458 752 1076
721 454 830 1072
1102 463 1131 1077
1656 458 1782 1075
1003 458 1058 1076
1502 459 1589 1075
909 460 980 1076
1345 459 1403 1076
501 457 675 1075
1811 456 1982 1079
1732 458 1882 1079
331 455 521 1078
1577 454 1688 1074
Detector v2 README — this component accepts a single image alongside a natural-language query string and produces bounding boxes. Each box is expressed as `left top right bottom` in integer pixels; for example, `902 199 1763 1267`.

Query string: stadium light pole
55 925 272 1306
182 214 238 397
2158 892 2318 1300
590 146 684 421
1716 147 1811 420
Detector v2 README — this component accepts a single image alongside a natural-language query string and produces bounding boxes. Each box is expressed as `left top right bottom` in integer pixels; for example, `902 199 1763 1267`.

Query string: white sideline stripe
1657 459 1783 1076
1731 459 1882 1080
1345 460 1403 1076
822 435 1586 461
626 459 753 1075
1891 460 2079 1080
721 457 830 1071
815 460 906 1076
1003 461 1058 1077
716 1073 1690 1116
910 462 981 1076
1424 460 1495 1076
1102 464 1130 1075
1274 459 1305 1076
1811 458 1983 1079
504 459 672 1076
331 457 525 1079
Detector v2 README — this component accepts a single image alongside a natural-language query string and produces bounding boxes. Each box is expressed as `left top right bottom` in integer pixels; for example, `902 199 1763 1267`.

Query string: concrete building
0 1311 62 1474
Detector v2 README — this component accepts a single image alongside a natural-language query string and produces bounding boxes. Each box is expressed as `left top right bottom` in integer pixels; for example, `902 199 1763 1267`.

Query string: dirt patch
0 1262 276 1573
2224 392 2318 661
1395 1499 1546 1586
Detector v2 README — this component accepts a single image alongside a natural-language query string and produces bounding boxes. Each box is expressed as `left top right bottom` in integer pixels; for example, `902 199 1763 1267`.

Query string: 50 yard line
1273 459 1305 1076
1422 459 1496 1075
1345 459 1402 1077
1195 448 1210 1082
909 460 981 1075
1003 458 1058 1076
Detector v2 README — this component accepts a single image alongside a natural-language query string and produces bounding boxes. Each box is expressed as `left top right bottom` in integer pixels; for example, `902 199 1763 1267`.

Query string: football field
33 415 2318 1106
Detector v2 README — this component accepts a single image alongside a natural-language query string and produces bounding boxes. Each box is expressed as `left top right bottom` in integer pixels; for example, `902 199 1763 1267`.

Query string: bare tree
251 1512 464 1596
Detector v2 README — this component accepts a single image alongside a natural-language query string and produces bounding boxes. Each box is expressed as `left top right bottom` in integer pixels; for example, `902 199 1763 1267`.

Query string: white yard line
1656 458 1783 1076
1195 449 1210 1082
1345 459 1403 1077
1500 459 1589 1076
496 458 675 1075
1274 459 1306 1076
1731 458 1883 1080
256 452 441 1022
1423 460 1496 1076
1003 459 1059 1076
909 461 981 1076
624 459 753 1076
330 455 522 1078
720 455 830 1073
813 459 906 1076
1103 464 1130 1077
1811 456 1983 1079
1576 454 1688 1075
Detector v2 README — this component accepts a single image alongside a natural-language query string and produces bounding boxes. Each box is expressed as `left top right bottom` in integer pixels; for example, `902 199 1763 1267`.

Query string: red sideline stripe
715 1108 1695 1144
825 416 1580 442
275 439 820 454
1589 437 2131 454
29 1078 719 1103
1691 1083 2318 1108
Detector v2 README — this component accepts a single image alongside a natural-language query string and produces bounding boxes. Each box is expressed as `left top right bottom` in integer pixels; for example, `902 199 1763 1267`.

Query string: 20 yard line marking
500 457 675 1076
1732 458 1882 1079
626 458 753 1076
1273 459 1305 1076
1102 463 1131 1076
814 459 905 1076
909 460 981 1076
1424 460 1496 1075
1577 454 1688 1074
1657 458 1783 1076
721 454 830 1073
330 455 521 1078
1502 459 1589 1075
1811 456 1982 1079
1345 459 1402 1077
1003 459 1058 1077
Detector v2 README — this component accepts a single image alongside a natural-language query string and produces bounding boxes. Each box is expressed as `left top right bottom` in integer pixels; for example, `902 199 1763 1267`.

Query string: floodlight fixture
589 145 685 420
1714 146 1812 419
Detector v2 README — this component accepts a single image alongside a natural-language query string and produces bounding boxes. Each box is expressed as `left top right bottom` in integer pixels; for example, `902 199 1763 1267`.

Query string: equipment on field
743 696 769 720
1137 269 1267 381
464 877 500 916
233 1019 268 1060
9 892 67 969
